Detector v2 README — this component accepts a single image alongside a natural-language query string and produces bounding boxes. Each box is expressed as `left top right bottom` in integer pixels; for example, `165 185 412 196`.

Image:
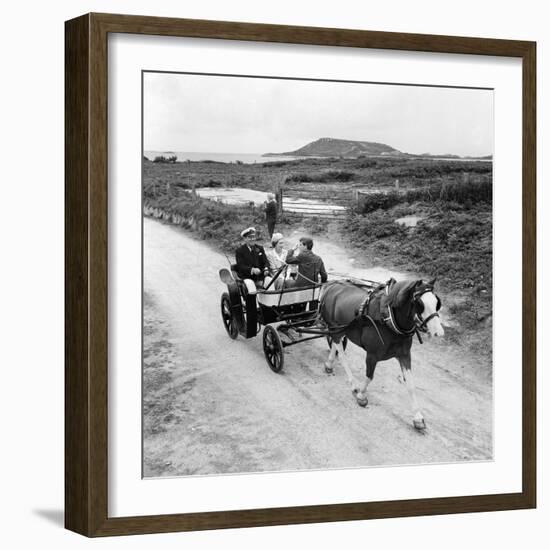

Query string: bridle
412 287 441 333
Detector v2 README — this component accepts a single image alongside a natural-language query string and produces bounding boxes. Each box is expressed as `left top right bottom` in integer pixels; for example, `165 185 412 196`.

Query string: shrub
343 207 492 292
153 155 177 163
204 179 222 187
357 191 403 213
356 179 492 213
145 194 268 254
355 159 378 168
262 160 288 168
285 170 356 183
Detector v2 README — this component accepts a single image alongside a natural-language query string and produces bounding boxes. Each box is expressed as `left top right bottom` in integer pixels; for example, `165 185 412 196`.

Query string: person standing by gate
264 193 278 238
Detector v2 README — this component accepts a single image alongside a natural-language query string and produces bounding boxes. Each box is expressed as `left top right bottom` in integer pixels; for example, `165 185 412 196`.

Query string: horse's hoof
413 418 426 431
324 363 333 374
353 390 368 407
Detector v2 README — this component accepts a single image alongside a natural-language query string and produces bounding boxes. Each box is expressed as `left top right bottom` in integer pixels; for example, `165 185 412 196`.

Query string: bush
262 160 288 168
153 155 177 163
356 179 492 213
439 179 492 203
285 170 356 183
145 194 267 253
204 179 222 187
357 191 403 213
355 159 378 169
343 207 492 293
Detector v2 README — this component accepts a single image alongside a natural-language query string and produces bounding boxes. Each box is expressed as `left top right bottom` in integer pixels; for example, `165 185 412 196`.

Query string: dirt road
143 217 492 477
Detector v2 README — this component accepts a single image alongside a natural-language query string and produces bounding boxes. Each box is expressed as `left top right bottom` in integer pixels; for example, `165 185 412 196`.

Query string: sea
144 151 491 164
144 151 299 164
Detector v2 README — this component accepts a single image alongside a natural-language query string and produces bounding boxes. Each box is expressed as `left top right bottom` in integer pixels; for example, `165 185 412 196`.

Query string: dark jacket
285 249 327 287
235 243 268 280
264 200 277 221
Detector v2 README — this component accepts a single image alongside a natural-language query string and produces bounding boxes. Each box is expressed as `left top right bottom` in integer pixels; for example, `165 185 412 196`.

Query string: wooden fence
280 183 352 220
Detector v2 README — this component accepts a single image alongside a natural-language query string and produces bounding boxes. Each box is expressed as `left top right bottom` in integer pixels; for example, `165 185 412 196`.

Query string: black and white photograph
142 71 494 478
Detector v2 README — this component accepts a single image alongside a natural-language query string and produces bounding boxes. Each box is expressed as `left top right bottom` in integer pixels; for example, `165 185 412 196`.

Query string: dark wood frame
65 12 536 537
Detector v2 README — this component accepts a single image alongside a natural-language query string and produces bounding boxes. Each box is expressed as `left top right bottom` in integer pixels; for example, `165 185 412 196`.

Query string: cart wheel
221 293 239 339
263 325 284 373
326 335 348 353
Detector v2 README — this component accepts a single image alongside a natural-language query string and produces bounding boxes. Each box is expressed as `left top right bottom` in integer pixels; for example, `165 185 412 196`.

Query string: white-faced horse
319 278 444 430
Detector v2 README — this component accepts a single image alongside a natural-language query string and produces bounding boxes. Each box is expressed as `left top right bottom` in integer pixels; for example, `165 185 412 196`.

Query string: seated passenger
266 233 295 289
235 227 269 286
284 237 328 289
266 232 287 273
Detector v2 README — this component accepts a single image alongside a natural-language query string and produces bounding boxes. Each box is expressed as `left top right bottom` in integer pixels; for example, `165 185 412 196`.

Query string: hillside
264 137 401 158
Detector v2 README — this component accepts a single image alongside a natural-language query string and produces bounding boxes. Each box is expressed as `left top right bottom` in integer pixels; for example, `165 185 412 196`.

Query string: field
143 155 493 360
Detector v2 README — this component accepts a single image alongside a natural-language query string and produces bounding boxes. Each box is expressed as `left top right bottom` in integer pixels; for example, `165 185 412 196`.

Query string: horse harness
319 278 441 345
357 278 441 344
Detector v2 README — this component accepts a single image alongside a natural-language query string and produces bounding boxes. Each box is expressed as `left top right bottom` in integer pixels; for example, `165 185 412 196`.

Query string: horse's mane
386 279 422 308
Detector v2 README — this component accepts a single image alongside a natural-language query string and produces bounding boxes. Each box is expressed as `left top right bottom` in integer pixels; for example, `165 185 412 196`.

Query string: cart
219 264 372 372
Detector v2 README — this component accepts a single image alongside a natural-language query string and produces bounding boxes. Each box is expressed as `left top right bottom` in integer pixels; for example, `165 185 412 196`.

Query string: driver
235 227 269 286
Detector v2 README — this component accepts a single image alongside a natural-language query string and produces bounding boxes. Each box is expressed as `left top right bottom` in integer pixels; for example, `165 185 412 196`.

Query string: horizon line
144 148 493 159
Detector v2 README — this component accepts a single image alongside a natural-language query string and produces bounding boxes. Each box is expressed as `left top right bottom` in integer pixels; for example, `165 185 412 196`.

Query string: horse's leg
324 338 339 373
333 341 369 407
352 354 377 407
397 353 426 430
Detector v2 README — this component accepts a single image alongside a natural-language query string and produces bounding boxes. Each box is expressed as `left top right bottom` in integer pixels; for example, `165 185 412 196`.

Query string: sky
143 72 493 157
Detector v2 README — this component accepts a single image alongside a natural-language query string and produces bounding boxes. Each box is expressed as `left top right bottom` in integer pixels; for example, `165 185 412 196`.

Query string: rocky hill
264 137 401 158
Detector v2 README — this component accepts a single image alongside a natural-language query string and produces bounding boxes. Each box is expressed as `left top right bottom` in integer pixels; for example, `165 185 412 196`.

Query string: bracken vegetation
285 170 356 183
143 155 493 358
145 192 278 254
357 179 492 213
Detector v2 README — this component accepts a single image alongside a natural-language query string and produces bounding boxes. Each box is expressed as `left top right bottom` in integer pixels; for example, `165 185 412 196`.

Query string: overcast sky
143 72 493 157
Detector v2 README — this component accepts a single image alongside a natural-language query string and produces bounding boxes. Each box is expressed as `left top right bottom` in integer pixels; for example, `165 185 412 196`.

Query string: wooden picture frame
65 12 536 537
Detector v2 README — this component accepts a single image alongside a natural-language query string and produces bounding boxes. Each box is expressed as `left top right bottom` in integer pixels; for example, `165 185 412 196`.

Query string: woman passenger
265 233 293 289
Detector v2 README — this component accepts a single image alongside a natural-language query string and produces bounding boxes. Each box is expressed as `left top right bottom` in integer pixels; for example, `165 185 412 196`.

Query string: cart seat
257 284 322 307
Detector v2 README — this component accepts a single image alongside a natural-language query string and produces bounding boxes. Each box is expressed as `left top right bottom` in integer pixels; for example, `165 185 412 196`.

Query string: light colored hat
240 227 256 238
271 232 284 246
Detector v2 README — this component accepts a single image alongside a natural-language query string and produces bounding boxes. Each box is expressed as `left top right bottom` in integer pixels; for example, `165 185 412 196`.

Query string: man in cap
235 227 269 285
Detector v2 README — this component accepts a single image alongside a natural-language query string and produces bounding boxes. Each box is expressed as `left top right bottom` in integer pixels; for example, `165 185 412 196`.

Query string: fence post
277 179 284 214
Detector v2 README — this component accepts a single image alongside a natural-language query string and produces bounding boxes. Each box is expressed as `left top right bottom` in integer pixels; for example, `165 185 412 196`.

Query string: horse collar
382 284 417 337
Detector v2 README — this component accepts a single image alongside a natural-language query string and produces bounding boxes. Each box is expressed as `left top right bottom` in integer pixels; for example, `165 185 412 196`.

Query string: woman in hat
265 233 297 288
266 233 287 274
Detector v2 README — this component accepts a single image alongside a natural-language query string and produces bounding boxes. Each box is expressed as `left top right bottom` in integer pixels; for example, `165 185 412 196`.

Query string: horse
319 278 444 430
